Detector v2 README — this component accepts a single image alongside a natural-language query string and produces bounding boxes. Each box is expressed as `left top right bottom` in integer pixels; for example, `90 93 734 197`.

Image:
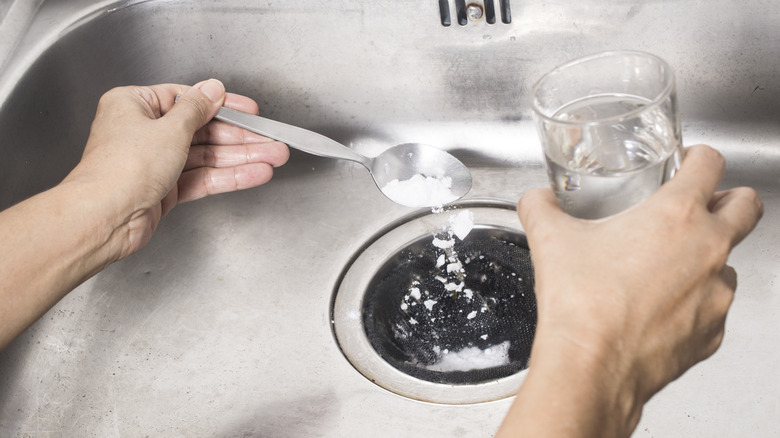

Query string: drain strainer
332 205 536 404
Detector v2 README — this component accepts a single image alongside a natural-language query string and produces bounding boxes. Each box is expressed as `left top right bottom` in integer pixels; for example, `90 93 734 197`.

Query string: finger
144 83 258 117
184 142 290 171
720 265 737 291
160 187 179 218
661 145 725 203
191 120 276 146
223 93 260 114
709 187 764 247
163 79 226 134
175 163 275 204
706 266 738 353
131 84 181 119
516 188 569 233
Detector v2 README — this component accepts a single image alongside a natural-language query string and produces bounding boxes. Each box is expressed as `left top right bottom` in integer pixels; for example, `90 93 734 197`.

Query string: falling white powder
381 174 458 208
424 341 511 372
393 206 508 374
448 210 475 241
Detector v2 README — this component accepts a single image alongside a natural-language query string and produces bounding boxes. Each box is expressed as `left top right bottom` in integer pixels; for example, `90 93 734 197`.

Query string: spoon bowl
214 107 472 208
369 142 473 207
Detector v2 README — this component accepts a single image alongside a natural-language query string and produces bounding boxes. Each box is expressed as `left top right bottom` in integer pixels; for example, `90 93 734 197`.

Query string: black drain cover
362 227 536 385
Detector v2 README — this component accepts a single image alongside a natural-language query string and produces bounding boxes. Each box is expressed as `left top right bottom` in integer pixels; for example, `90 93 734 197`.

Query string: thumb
516 187 568 233
164 79 226 134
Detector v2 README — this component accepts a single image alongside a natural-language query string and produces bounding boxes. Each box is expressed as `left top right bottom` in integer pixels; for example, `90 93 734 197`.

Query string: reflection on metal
0 1 778 437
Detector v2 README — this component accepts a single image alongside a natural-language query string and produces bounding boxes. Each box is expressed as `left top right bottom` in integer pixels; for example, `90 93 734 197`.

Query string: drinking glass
530 51 683 219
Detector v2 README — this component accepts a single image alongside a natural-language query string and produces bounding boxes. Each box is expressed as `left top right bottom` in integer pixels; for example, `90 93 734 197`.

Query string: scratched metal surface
0 1 778 436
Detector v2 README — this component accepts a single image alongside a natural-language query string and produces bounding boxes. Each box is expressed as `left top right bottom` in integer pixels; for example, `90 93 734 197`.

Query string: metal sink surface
0 1 777 436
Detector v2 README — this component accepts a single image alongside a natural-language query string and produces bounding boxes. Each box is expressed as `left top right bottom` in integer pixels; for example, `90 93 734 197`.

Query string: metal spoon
214 107 472 207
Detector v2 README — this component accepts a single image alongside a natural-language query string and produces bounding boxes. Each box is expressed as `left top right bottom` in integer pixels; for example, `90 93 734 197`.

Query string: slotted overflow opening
439 0 511 26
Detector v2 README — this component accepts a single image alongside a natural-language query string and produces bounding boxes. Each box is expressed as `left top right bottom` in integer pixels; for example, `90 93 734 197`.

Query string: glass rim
530 50 676 127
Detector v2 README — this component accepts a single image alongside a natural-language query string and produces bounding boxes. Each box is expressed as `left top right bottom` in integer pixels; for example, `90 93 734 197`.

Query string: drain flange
332 205 536 404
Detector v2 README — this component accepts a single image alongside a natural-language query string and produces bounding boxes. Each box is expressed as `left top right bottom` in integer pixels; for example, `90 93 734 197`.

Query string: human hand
65 80 289 260
499 145 763 437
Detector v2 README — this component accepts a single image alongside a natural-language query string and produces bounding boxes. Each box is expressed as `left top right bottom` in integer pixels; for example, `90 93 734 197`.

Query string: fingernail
197 79 225 102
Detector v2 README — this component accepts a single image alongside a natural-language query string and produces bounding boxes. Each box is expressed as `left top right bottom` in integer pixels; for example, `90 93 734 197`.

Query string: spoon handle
215 107 370 166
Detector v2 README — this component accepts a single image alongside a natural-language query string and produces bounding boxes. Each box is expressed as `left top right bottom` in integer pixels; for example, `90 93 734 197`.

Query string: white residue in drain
409 284 422 300
424 341 511 372
447 260 463 273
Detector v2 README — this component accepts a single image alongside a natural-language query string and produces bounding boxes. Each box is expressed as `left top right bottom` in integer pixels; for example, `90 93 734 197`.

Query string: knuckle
96 86 127 109
177 95 210 124
701 235 731 269
658 190 701 224
705 329 726 358
714 286 736 314
735 186 764 218
202 146 218 167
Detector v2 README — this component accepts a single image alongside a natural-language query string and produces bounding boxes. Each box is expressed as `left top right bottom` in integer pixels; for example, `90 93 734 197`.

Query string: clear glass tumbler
530 51 683 219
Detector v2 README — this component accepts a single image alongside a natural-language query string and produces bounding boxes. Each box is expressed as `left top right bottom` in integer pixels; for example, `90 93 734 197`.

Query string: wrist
58 171 139 263
0 172 132 349
526 325 645 436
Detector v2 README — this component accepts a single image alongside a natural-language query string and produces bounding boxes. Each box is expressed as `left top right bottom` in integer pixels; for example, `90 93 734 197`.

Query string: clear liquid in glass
544 94 682 219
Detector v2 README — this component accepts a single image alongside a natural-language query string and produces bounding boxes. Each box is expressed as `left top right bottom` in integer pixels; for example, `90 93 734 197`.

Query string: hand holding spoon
214 106 472 208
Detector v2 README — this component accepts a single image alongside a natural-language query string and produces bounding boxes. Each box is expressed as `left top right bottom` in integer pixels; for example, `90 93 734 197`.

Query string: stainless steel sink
0 1 777 436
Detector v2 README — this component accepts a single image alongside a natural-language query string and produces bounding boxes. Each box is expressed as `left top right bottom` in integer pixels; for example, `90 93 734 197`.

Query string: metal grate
362 227 536 385
439 0 512 27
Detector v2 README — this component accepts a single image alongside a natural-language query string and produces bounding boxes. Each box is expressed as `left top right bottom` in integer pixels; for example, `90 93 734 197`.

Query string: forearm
0 179 124 349
496 330 643 438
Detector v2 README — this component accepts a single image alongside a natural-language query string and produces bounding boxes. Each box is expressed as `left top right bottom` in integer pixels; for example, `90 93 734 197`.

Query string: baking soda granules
381 174 459 208
424 341 511 372
382 170 514 373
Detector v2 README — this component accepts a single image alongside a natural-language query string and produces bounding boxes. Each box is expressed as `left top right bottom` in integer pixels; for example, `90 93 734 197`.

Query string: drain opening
333 206 534 404
362 227 536 385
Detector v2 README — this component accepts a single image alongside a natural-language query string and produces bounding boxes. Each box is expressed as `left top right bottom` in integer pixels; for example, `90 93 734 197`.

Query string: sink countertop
0 1 778 437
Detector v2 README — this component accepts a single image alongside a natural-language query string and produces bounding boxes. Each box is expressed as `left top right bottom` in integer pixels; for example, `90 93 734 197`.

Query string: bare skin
497 145 763 437
0 80 764 436
0 79 289 350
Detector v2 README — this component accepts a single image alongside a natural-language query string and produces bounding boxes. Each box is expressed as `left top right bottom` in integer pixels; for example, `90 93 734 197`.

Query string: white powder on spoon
381 174 458 208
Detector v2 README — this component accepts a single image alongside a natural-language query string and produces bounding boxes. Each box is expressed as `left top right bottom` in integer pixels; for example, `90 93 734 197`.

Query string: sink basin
0 1 777 436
